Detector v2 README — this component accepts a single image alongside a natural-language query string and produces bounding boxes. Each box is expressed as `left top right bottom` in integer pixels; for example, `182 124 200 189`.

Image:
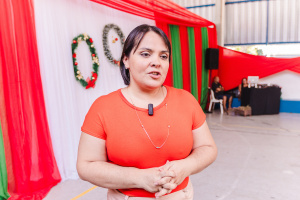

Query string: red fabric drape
207 27 218 49
0 63 14 195
89 0 215 28
290 64 300 73
0 0 61 199
156 21 173 86
194 27 203 102
218 46 300 90
179 26 191 92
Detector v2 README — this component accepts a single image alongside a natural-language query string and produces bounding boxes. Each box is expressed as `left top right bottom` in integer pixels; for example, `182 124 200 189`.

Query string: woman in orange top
77 24 217 199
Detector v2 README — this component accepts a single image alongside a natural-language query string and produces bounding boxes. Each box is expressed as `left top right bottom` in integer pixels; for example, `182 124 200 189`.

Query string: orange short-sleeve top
81 86 206 197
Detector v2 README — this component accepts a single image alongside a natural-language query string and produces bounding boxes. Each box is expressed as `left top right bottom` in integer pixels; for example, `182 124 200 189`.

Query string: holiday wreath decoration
102 24 125 66
71 33 99 89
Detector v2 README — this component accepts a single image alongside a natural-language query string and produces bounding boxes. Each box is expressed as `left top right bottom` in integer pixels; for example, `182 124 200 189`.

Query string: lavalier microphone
148 103 153 116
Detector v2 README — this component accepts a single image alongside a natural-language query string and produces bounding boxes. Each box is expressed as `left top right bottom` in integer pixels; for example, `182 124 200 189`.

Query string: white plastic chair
208 88 224 114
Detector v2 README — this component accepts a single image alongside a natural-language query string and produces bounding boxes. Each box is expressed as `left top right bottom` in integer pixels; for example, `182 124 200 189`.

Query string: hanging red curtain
218 46 300 90
0 40 14 197
89 0 215 28
289 62 300 73
0 122 10 200
0 0 61 199
207 27 218 49
179 26 191 92
194 27 203 103
156 21 173 86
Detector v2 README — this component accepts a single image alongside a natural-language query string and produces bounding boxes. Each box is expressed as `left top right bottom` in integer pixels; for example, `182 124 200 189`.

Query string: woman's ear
123 56 129 69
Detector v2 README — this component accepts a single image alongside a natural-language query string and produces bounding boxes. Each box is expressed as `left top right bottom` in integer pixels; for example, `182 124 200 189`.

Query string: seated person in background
238 77 248 98
212 76 233 113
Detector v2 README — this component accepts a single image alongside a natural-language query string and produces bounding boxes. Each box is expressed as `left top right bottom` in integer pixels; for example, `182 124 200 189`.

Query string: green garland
71 33 99 89
102 24 125 66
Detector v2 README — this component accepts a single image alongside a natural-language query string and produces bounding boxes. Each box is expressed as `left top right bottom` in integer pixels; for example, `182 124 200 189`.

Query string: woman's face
242 78 247 84
123 31 169 90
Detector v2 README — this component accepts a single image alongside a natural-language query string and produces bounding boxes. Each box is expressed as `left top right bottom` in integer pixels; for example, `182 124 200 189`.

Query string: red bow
86 72 98 89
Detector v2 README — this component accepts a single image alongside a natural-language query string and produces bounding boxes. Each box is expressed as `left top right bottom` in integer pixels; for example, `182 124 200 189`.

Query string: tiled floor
44 112 300 200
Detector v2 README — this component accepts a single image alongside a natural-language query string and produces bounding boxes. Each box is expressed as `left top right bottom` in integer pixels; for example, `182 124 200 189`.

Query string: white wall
260 70 300 101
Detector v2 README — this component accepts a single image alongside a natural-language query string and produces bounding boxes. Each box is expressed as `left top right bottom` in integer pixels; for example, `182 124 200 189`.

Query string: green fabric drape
169 25 183 89
0 122 9 200
201 27 209 110
187 27 198 100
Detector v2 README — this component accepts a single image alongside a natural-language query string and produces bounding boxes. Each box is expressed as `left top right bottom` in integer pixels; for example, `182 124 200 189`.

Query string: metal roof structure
171 0 300 46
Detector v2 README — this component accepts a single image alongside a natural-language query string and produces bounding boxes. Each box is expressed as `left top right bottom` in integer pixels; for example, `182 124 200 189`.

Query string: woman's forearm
77 161 142 189
183 145 218 176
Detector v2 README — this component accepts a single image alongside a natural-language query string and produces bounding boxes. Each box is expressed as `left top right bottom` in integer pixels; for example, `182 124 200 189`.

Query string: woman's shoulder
166 86 202 112
167 86 197 100
92 89 121 107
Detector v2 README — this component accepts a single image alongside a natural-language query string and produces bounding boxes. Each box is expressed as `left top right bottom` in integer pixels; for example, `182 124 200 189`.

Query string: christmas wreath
71 33 99 89
102 24 125 66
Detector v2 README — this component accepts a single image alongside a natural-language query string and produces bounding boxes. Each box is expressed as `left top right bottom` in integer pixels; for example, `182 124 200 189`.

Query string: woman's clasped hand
141 160 188 198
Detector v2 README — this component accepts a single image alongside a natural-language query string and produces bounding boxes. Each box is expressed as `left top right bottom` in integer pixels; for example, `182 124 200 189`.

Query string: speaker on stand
205 48 219 112
205 48 219 70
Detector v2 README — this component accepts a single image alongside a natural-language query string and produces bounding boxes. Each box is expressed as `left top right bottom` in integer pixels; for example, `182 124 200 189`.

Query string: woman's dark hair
241 77 247 85
120 24 171 85
213 76 219 82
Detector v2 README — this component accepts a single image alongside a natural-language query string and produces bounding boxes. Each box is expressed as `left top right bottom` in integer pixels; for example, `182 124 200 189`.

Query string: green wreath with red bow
71 33 99 89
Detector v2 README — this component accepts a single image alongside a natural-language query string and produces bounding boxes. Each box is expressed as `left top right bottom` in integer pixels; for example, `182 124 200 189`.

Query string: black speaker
205 48 219 70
